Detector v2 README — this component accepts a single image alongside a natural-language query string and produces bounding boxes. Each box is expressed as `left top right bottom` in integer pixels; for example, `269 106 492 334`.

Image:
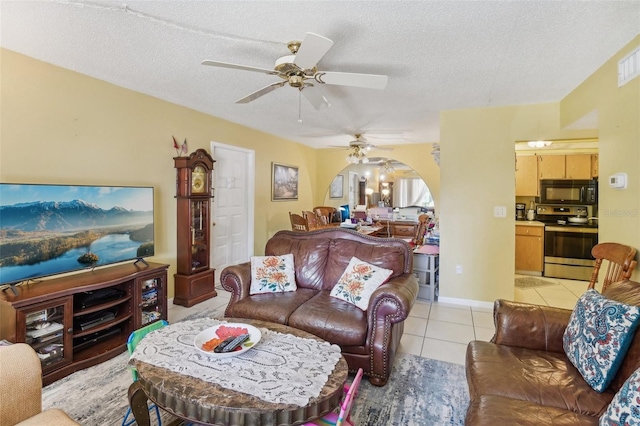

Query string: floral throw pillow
330 257 393 311
563 289 640 392
249 254 297 295
599 367 640 425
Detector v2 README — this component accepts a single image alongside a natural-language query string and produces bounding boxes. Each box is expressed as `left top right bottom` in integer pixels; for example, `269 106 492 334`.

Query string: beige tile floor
168 275 589 367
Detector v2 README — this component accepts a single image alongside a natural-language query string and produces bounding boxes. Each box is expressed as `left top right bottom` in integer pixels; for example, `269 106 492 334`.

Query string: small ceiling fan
338 133 393 150
202 33 388 109
339 134 393 164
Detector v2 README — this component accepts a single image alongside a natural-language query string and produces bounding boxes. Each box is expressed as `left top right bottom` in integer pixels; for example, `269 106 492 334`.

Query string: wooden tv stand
0 261 168 386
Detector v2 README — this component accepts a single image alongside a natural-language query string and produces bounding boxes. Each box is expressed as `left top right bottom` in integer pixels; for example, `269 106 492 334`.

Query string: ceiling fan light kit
346 146 369 164
379 160 395 175
338 133 395 164
202 32 388 111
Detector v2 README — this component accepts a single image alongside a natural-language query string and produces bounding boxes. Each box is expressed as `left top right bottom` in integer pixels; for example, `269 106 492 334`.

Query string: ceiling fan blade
360 130 408 137
301 86 331 110
235 81 286 104
314 71 388 90
293 33 334 70
202 60 277 75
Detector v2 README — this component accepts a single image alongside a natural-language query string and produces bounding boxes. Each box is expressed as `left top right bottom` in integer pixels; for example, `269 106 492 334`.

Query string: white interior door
348 172 358 209
210 142 255 284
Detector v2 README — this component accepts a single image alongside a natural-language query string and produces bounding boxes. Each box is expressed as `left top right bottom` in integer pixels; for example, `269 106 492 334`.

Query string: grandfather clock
174 149 217 307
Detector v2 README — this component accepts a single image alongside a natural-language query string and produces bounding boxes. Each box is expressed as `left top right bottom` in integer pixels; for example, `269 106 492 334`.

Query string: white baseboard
437 296 494 310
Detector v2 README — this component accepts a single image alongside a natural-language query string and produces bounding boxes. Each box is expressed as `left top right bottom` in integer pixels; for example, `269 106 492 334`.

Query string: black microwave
539 179 598 205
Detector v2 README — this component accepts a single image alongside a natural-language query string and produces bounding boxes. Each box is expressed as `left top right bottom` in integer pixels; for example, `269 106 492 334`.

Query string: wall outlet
493 206 507 218
456 265 463 274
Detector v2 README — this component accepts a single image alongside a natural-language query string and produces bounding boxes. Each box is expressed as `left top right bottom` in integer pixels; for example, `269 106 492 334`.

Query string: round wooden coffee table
128 318 348 426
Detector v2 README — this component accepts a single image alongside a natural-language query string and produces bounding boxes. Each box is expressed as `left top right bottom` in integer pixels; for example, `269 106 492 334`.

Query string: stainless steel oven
544 226 598 280
536 204 599 280
540 179 598 205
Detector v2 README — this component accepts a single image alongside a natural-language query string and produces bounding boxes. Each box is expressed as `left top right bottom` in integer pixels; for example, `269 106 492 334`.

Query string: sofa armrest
367 273 419 325
220 262 252 309
491 299 573 353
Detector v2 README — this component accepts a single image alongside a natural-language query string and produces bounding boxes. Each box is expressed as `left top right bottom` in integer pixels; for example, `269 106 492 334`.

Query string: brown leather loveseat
220 228 419 386
465 279 640 425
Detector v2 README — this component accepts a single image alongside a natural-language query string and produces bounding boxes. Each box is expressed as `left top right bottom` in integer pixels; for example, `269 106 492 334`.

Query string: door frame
210 141 256 273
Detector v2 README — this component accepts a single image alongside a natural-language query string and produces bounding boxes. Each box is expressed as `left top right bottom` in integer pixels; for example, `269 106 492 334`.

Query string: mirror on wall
323 158 434 211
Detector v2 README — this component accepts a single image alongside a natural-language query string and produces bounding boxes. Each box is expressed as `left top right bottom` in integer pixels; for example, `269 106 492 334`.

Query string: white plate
194 323 261 358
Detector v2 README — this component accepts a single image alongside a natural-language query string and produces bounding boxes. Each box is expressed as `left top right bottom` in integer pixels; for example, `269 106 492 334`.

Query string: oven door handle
545 226 598 234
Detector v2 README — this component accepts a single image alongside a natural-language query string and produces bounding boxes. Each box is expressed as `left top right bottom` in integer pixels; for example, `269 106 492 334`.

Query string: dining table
127 317 349 426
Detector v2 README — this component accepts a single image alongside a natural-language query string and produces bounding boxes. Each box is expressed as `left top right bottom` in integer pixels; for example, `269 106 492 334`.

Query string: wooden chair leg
128 381 151 426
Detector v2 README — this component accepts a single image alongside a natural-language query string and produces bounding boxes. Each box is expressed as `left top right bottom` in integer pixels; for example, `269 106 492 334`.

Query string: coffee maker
515 203 526 220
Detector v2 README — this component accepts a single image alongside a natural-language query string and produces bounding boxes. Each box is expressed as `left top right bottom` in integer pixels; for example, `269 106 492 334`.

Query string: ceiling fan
339 134 393 164
202 33 388 109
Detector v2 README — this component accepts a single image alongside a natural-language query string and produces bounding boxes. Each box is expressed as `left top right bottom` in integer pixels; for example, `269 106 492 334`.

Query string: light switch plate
493 206 507 218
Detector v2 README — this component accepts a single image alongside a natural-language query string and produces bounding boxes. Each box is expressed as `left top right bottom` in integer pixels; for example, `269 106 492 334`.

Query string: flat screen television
0 183 154 286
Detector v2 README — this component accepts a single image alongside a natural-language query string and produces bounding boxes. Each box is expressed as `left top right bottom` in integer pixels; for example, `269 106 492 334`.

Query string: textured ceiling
2 1 639 149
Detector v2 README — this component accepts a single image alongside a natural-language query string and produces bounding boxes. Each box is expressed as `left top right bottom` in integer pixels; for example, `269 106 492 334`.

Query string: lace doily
130 318 342 406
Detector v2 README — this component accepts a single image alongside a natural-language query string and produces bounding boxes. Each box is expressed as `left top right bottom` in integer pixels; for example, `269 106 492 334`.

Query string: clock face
191 166 206 194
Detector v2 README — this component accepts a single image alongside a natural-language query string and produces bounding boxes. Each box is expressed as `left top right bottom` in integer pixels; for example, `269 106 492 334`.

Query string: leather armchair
221 228 419 386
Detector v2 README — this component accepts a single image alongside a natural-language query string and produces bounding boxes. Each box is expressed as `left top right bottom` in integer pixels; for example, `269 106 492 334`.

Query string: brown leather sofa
220 228 419 386
465 279 640 425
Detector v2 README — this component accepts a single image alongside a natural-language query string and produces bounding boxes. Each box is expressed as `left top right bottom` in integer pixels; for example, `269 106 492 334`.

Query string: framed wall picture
330 174 344 198
271 162 299 201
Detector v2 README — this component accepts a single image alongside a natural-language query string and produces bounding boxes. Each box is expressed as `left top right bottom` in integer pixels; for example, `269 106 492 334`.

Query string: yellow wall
438 35 639 303
561 35 640 280
439 103 598 304
0 49 320 298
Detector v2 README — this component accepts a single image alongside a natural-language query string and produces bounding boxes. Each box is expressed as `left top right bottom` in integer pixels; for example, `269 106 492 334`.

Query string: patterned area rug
515 276 556 289
42 310 469 425
351 355 468 425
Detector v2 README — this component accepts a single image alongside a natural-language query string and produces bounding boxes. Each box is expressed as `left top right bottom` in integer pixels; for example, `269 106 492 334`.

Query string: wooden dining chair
587 242 638 292
313 206 339 225
412 214 431 246
303 210 321 230
289 212 309 232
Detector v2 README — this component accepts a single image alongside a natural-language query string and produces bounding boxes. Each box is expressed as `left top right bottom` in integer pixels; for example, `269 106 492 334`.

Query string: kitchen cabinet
515 155 538 196
591 154 599 177
538 154 593 180
515 224 544 273
565 155 592 179
538 155 566 179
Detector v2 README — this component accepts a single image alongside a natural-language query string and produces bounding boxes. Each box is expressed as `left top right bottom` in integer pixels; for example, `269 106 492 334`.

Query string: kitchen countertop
515 220 545 227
